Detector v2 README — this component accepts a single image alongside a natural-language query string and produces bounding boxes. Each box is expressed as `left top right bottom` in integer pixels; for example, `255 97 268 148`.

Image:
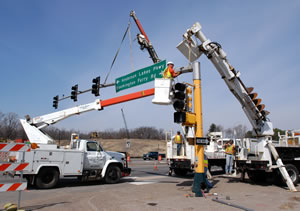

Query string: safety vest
204 158 208 168
163 67 173 79
226 144 234 154
175 135 183 144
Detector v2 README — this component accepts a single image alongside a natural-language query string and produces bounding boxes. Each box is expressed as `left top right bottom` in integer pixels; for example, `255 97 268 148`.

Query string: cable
128 20 134 72
103 21 131 84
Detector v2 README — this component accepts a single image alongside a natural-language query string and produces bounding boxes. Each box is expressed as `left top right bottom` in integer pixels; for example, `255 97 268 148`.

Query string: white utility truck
15 100 130 189
153 21 297 191
166 131 229 176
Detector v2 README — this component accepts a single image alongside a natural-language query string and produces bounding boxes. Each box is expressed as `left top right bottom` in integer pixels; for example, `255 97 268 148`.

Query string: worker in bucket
163 61 181 79
175 131 183 156
224 140 235 175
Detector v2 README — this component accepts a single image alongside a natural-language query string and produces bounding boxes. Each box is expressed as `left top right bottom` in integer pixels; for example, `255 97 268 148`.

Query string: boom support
177 22 273 137
21 89 155 145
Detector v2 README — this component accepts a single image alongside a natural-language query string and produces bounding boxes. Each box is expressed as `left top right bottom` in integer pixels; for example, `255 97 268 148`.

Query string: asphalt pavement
1 159 300 211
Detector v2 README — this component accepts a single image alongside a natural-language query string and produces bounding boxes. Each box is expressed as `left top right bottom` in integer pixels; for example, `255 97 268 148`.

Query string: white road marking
124 176 137 180
128 181 156 185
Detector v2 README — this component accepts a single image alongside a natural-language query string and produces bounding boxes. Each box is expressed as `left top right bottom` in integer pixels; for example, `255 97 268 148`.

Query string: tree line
208 123 286 140
0 111 165 141
0 111 288 142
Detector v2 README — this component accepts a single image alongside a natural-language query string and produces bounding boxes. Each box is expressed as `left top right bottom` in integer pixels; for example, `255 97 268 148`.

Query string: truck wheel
247 170 266 183
35 168 59 189
105 165 121 184
285 164 299 185
174 169 188 176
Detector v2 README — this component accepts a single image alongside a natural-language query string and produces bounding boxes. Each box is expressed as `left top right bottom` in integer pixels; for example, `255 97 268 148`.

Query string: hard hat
167 61 174 65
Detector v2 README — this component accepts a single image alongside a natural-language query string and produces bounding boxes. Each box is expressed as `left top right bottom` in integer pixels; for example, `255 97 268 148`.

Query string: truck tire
285 164 299 185
174 169 188 176
247 170 266 183
105 165 121 184
275 164 299 185
35 168 59 189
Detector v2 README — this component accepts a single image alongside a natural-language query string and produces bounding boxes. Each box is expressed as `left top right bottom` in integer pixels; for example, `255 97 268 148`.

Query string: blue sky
1 0 300 135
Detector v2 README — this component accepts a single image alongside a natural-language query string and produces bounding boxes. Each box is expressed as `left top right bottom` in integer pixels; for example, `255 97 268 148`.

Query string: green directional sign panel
115 60 166 92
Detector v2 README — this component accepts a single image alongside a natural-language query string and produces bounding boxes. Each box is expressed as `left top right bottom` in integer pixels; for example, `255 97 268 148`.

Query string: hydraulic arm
21 89 155 144
177 22 273 137
130 10 160 64
21 100 102 144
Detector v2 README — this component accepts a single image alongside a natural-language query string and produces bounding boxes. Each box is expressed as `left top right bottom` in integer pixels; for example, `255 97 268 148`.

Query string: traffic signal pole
192 62 205 197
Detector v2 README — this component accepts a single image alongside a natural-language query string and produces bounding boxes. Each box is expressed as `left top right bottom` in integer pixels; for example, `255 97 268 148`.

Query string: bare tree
233 124 248 139
2 112 20 140
216 125 224 132
224 124 248 139
225 128 234 138
0 111 4 139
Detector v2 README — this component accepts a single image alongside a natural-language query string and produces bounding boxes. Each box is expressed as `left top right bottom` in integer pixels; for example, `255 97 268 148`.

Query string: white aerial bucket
152 78 173 105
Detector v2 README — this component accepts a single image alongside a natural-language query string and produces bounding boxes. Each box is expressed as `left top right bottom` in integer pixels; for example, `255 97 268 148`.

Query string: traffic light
92 76 100 96
71 84 78 102
173 83 196 125
186 87 193 112
173 83 186 112
53 95 59 109
247 87 269 116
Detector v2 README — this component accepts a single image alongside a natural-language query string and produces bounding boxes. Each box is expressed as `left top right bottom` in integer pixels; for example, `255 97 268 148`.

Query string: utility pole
192 62 205 197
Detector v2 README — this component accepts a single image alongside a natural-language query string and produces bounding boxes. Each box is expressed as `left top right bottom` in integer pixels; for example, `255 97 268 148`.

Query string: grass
58 138 167 158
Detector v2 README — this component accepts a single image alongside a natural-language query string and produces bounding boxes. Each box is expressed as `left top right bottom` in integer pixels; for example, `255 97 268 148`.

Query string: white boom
21 99 102 144
177 22 297 191
177 22 273 136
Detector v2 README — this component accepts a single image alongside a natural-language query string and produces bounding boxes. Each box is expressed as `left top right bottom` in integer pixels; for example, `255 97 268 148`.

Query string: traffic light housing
174 111 196 125
53 95 59 109
71 84 78 102
92 76 100 96
186 87 193 112
173 83 196 125
173 83 186 112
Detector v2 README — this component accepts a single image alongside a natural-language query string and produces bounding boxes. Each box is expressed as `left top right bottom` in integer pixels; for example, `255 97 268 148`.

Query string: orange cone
154 161 158 170
127 154 131 162
158 155 162 161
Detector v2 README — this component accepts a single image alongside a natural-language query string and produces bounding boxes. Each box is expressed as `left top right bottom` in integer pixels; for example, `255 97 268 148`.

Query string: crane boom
21 89 155 144
177 22 273 137
130 10 160 64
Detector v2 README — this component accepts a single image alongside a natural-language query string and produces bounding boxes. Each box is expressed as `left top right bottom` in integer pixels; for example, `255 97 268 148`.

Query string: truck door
84 141 105 170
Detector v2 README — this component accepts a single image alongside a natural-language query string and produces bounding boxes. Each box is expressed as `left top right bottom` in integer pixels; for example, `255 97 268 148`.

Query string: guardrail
0 143 31 209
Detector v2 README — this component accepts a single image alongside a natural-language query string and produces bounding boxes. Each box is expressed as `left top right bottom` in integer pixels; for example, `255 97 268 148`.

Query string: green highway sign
115 60 166 92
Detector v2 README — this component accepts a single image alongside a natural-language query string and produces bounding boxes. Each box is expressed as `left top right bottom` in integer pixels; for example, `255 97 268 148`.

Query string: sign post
115 60 166 92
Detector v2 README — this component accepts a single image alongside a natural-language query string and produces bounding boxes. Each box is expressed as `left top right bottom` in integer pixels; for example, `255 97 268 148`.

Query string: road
1 159 300 211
